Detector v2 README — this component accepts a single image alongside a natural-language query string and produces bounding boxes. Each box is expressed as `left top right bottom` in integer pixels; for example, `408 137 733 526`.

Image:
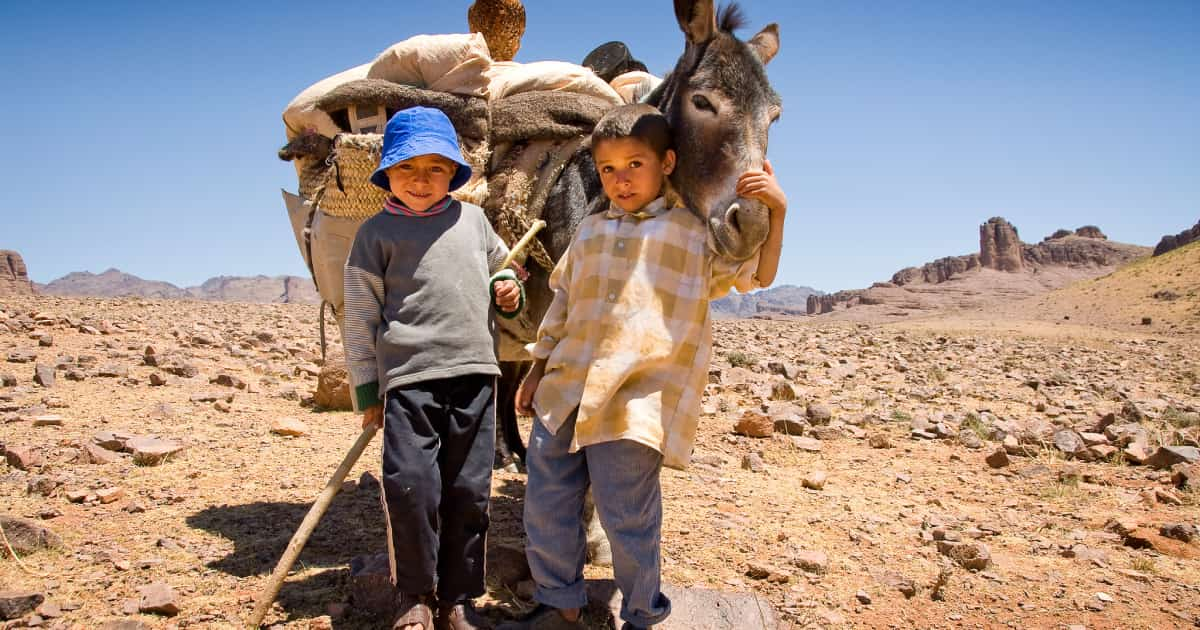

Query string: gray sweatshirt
343 200 509 411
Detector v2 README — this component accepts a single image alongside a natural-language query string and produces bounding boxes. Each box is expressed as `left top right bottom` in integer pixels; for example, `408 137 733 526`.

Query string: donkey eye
691 94 717 114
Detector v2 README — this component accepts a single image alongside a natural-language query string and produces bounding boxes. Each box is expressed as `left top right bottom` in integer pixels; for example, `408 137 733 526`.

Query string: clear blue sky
1 1 1196 293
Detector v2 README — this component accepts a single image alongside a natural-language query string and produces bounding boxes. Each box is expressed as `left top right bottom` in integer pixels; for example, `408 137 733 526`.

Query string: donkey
494 0 782 467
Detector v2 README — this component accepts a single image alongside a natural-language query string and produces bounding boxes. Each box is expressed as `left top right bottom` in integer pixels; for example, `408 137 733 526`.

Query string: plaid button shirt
530 197 756 469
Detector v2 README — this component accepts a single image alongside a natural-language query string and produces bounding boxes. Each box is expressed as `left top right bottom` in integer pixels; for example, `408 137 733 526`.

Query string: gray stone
0 591 45 621
1144 446 1199 470
790 436 822 452
0 515 61 554
806 403 832 424
33 364 54 387
1053 430 1085 456
585 580 780 629
742 452 767 473
1159 523 1197 543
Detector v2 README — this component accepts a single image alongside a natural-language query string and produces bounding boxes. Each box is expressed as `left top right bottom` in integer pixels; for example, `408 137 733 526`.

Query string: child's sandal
394 592 435 630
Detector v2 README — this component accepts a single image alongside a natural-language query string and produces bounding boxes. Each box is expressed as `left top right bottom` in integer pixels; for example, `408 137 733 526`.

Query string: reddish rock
1153 219 1200 256
733 412 773 438
136 582 180 616
0 250 35 296
315 352 352 410
5 446 43 470
1123 527 1199 559
78 443 120 464
985 448 1009 469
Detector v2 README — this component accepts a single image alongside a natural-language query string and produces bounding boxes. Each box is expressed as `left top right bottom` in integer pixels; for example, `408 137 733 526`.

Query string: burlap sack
486 60 623 105
610 71 663 104
367 33 492 98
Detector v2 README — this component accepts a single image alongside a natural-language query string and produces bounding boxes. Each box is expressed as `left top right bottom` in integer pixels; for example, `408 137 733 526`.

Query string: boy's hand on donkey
362 404 383 430
736 159 787 216
494 279 521 313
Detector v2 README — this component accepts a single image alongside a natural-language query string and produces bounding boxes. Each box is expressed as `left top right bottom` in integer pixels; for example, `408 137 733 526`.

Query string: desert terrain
2 243 1199 629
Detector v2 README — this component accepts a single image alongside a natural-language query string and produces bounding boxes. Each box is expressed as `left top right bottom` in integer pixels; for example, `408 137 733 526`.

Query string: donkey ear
747 23 780 65
674 0 717 45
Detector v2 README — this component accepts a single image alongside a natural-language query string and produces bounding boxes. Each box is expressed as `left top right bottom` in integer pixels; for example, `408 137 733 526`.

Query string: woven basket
316 134 388 219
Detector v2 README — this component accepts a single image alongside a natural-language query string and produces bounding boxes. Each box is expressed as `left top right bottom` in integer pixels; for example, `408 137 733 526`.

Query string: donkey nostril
724 204 742 233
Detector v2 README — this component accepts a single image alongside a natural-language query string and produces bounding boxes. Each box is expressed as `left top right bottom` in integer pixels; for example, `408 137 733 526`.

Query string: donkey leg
494 361 529 470
583 489 613 567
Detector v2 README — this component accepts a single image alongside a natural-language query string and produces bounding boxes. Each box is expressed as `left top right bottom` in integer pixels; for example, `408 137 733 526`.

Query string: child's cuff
354 382 380 412
489 269 525 319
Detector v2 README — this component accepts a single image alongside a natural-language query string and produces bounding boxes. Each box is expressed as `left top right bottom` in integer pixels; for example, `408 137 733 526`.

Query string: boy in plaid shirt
502 104 786 629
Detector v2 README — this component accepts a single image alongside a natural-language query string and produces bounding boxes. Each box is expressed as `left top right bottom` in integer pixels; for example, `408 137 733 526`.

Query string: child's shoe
393 592 434 630
436 600 494 630
495 604 584 629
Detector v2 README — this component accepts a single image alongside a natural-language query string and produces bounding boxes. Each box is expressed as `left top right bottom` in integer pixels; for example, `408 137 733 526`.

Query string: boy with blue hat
344 105 522 630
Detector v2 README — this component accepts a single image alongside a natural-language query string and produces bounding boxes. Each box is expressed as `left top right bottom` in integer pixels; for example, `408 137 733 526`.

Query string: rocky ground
1 294 1198 629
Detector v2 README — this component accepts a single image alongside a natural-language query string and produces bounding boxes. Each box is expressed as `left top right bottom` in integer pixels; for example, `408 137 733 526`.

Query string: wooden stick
502 219 547 270
246 424 379 628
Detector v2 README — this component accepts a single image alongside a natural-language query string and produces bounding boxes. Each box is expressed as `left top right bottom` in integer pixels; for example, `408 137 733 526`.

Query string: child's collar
383 195 454 217
603 196 670 220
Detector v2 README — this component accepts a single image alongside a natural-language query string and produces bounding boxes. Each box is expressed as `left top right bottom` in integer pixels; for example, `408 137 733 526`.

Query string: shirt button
607 293 616 301
617 241 625 249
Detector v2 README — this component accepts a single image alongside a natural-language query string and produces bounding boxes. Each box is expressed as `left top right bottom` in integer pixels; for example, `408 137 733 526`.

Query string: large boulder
315 351 353 411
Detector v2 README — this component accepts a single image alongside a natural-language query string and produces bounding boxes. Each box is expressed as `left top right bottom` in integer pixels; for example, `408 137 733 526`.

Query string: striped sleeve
343 229 385 412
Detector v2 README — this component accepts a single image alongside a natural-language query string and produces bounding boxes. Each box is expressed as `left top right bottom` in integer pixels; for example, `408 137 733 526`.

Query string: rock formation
979 217 1023 272
1153 219 1200 256
0 250 34 295
808 217 1149 315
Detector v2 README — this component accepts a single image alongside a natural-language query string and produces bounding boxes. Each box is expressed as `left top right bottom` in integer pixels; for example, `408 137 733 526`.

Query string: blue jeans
523 411 671 627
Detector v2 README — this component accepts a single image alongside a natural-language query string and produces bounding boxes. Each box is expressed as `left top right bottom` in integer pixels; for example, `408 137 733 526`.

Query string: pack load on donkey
277 28 658 356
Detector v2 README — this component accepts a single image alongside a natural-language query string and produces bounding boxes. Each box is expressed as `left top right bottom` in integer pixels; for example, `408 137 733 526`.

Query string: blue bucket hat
370 106 472 192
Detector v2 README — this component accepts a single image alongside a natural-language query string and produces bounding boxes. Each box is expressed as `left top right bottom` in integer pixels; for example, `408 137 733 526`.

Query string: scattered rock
0 516 62 554
126 437 184 465
790 436 822 452
985 448 1009 469
732 411 773 438
0 591 45 621
806 403 833 424
315 354 352 410
802 470 828 490
136 582 179 616
270 417 310 437
790 549 829 574
4 446 42 470
868 433 893 449
33 364 54 387
1122 527 1199 559
937 541 992 571
1144 446 1199 470
741 452 767 473
1159 523 1197 543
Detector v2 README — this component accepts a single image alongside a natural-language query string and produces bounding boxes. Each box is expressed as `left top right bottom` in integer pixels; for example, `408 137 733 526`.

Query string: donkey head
650 0 781 261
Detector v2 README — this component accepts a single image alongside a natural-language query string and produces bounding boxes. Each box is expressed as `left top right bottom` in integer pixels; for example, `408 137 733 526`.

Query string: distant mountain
38 269 321 304
40 268 188 299
711 284 820 318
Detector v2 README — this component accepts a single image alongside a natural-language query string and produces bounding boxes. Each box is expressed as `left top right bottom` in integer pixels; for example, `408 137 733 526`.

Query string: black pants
381 373 496 602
